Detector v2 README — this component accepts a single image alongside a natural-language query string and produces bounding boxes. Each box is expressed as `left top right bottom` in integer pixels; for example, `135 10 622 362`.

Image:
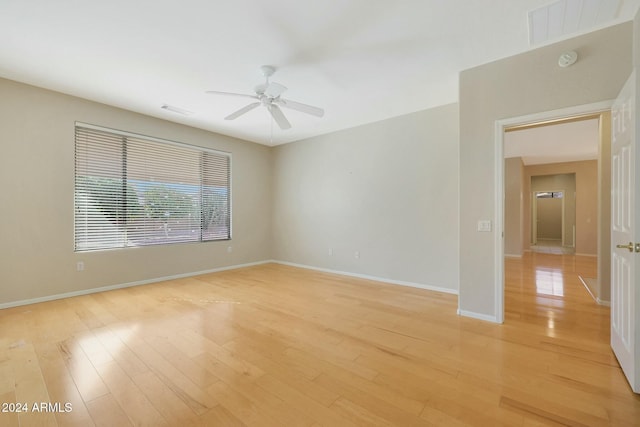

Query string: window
74 124 230 251
536 191 563 199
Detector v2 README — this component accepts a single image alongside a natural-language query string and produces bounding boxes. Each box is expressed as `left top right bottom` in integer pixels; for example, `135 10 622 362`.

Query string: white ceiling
504 118 600 165
0 0 638 146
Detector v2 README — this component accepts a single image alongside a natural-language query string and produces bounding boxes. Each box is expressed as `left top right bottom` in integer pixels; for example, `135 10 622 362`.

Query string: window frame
74 122 232 252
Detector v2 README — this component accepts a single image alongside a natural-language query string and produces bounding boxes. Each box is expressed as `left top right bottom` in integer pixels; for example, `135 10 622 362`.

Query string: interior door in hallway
611 70 639 393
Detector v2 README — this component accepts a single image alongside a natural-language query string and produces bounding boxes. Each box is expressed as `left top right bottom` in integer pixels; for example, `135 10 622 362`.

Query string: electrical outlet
354 251 360 259
76 261 84 272
227 246 233 253
328 248 333 256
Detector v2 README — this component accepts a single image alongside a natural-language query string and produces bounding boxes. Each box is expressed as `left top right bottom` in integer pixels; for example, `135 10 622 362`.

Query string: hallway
502 251 640 421
530 239 576 255
506 252 605 340
502 252 640 423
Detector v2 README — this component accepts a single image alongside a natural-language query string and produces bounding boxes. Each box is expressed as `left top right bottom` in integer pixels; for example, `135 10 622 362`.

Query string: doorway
533 190 564 246
504 119 599 260
530 174 577 255
494 100 613 324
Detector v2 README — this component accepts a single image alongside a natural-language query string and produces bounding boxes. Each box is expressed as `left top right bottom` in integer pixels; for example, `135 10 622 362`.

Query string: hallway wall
536 196 563 240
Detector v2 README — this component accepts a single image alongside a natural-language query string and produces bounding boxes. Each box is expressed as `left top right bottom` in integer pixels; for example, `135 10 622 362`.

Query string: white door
611 70 639 393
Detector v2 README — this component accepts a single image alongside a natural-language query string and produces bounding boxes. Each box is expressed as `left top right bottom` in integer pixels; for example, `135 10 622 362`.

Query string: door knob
616 242 640 252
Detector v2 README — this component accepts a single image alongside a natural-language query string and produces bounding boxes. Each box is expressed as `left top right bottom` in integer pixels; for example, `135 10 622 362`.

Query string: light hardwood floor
0 254 638 426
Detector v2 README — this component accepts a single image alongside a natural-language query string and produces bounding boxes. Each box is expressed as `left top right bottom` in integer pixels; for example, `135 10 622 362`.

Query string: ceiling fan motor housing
260 65 275 78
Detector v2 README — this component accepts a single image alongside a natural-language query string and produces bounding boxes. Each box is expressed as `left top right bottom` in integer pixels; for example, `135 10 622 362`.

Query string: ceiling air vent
528 0 621 45
161 104 193 115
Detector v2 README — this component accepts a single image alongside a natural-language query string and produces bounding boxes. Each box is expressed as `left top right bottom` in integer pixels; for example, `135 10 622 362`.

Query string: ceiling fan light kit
206 65 324 130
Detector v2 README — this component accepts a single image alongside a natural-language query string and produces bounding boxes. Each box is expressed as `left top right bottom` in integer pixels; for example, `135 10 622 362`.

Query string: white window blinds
74 124 231 251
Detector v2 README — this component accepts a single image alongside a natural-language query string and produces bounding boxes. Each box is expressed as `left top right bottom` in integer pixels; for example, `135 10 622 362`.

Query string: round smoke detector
558 51 578 68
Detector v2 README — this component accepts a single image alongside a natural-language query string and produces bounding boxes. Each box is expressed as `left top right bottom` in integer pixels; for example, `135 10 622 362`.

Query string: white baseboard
0 260 271 310
457 308 502 323
575 253 597 257
504 253 523 258
271 260 458 295
576 276 611 307
2 259 459 310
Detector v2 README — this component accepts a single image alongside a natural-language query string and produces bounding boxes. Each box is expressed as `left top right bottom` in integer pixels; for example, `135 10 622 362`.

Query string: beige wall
529 172 576 248
504 157 524 256
0 78 273 306
459 22 632 319
272 104 460 292
535 197 563 240
530 174 576 245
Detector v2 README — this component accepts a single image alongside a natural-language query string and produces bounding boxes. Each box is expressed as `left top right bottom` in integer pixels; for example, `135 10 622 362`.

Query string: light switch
477 220 492 232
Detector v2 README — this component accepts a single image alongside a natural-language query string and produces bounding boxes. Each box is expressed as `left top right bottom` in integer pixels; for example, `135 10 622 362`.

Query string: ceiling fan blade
206 90 258 100
267 104 291 130
264 82 287 98
225 102 260 120
278 98 324 117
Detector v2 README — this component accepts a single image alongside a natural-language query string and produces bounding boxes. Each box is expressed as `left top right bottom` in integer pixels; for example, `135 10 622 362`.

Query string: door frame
494 100 613 323
532 189 566 246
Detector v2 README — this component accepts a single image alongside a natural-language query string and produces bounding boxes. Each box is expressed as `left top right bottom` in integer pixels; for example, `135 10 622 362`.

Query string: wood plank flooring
0 254 638 426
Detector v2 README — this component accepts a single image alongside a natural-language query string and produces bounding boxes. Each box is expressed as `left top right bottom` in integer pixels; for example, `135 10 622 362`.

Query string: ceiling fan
206 65 324 130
